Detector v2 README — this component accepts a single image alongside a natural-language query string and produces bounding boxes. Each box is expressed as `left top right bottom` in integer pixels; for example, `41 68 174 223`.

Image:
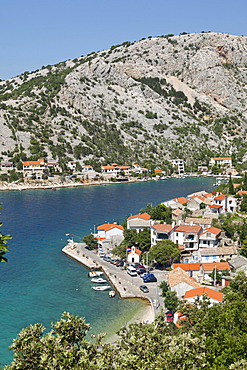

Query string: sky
1 0 246 81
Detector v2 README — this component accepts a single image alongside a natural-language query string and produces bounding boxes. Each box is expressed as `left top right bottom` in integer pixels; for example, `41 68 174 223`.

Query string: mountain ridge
0 32 246 173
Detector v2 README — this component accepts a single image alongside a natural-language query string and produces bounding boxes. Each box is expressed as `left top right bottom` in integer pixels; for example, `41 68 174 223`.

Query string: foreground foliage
5 273 247 369
0 204 12 262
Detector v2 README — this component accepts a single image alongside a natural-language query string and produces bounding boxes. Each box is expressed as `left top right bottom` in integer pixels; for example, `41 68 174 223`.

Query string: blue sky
1 0 246 80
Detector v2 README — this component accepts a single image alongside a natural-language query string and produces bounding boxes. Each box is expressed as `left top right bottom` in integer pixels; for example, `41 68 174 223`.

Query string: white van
127 266 138 277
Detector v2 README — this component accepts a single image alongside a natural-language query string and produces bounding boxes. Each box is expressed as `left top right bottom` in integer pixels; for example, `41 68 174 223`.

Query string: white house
127 213 151 232
210 157 232 168
96 223 124 252
151 224 174 246
213 194 238 213
171 159 185 174
127 246 142 264
199 227 221 249
172 224 203 251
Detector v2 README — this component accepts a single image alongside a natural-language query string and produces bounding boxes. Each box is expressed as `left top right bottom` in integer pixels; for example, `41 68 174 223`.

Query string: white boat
91 278 107 283
108 290 116 297
88 270 104 277
92 285 111 291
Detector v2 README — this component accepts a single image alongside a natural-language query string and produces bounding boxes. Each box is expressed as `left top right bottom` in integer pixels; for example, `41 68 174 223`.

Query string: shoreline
62 242 156 330
0 174 215 192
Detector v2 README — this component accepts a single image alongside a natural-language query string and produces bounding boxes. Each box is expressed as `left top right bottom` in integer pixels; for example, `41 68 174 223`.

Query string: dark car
136 267 147 275
143 273 157 283
131 262 142 269
116 261 124 267
140 285 149 293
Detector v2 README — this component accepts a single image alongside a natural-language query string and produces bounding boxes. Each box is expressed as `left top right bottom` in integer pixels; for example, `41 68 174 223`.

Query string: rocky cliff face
0 32 246 171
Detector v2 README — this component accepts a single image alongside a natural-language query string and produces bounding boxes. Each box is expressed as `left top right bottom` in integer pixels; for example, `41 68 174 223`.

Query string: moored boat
91 278 107 283
108 290 116 297
88 270 104 277
92 285 111 291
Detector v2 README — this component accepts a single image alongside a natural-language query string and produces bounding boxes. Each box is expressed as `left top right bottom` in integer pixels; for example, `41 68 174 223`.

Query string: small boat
91 278 107 283
88 270 104 277
92 285 111 291
108 290 116 297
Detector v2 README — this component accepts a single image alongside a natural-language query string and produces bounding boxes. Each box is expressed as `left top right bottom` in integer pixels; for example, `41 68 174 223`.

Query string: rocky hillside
0 32 247 172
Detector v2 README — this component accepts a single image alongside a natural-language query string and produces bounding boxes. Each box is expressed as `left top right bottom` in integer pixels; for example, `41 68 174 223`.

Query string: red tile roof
172 263 201 271
175 225 202 233
127 213 150 220
212 157 231 160
201 262 230 271
214 194 226 201
128 248 142 256
152 224 173 232
173 197 188 205
210 204 222 209
97 224 124 232
237 191 247 196
184 286 223 302
201 227 221 236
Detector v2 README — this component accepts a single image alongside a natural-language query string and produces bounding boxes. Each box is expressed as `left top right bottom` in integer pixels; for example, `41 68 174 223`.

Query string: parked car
131 262 143 269
143 273 157 283
103 256 112 262
140 285 149 293
127 266 138 276
136 267 147 275
116 261 124 267
140 272 148 278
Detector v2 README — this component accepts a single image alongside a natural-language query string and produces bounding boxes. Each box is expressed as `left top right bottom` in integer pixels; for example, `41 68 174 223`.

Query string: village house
168 267 201 298
198 246 238 263
213 194 238 213
210 157 232 168
81 165 94 172
172 263 201 280
172 209 184 224
184 286 223 305
95 223 124 252
127 213 151 232
1 161 14 172
172 224 203 251
170 159 185 174
184 217 212 229
229 255 247 274
151 223 174 246
46 159 59 171
199 226 222 249
22 158 45 178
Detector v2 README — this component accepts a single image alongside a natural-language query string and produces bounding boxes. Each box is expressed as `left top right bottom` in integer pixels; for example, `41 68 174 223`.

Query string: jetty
62 241 165 321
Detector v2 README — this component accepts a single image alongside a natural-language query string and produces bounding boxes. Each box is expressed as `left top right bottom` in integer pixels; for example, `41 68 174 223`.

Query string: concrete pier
62 241 166 322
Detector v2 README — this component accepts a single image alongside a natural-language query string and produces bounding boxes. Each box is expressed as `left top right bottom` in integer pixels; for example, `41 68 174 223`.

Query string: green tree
82 234 98 249
122 229 137 248
159 281 169 297
136 227 151 251
228 175 235 195
239 237 247 257
240 195 247 212
164 291 179 312
149 240 180 266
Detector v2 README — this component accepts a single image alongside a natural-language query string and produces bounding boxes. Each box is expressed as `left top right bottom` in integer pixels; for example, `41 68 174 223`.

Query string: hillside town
86 175 247 316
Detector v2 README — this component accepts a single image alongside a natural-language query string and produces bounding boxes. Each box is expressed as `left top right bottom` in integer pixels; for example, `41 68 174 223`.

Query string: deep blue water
0 177 215 365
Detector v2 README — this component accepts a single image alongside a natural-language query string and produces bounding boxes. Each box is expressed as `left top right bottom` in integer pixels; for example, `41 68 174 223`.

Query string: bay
0 177 215 365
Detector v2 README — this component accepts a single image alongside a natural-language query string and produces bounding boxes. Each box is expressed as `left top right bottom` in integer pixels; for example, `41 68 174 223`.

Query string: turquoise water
0 177 215 365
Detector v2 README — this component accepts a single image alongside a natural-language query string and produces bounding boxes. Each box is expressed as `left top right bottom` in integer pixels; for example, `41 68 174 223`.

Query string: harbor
62 240 166 322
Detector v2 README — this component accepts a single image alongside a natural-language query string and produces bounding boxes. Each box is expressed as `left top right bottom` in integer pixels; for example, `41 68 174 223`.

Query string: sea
0 177 215 365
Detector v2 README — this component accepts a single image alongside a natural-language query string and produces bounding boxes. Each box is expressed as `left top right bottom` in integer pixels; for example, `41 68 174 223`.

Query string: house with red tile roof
210 157 232 168
199 227 222 249
127 246 142 264
184 286 223 304
127 213 151 232
172 263 201 279
151 223 174 246
200 262 230 283
172 224 203 251
22 158 45 178
172 208 184 224
210 194 238 214
168 267 201 298
96 223 124 251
